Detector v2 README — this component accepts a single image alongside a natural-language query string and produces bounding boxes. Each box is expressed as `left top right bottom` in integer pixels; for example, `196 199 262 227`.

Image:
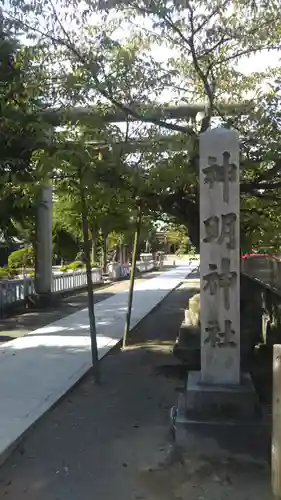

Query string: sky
238 50 280 75
3 0 280 108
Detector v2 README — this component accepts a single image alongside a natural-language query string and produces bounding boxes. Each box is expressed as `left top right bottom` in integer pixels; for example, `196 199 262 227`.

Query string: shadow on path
0 275 271 500
0 280 198 500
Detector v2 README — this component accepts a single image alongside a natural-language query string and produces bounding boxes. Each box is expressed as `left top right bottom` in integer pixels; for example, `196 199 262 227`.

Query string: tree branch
5 8 195 136
213 44 280 67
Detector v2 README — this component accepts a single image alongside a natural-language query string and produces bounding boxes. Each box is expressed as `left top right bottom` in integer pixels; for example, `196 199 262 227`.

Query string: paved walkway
0 275 271 500
0 268 167 343
0 262 197 464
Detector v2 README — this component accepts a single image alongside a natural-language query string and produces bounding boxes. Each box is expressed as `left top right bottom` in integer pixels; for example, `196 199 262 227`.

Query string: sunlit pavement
0 265 179 345
0 261 198 465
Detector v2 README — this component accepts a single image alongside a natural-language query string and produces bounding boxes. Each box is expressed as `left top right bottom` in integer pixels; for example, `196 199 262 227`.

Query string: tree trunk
102 230 107 274
80 173 100 383
123 205 142 348
91 226 98 264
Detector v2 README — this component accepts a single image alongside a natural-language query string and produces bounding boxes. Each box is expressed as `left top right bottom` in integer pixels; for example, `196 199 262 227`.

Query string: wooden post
272 344 281 498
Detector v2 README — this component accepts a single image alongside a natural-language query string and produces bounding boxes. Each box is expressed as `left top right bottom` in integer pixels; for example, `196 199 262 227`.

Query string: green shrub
8 247 35 269
59 260 101 273
68 261 83 270
9 268 20 278
59 261 83 272
175 240 189 256
0 267 19 279
0 268 9 279
60 265 68 272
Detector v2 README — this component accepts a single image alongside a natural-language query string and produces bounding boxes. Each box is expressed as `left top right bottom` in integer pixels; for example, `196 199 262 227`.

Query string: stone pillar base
172 371 267 459
185 371 260 420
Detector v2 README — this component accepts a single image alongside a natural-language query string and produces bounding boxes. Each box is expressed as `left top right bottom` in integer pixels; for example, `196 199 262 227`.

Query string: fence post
272 344 281 499
0 282 3 318
276 260 281 289
270 259 275 287
23 277 29 302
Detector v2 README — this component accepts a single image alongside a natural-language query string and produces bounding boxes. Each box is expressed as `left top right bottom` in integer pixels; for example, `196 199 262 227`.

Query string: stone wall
241 273 281 347
174 273 281 370
241 256 281 289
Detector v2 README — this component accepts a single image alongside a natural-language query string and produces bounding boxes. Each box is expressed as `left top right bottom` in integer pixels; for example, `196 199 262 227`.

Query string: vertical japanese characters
202 153 238 348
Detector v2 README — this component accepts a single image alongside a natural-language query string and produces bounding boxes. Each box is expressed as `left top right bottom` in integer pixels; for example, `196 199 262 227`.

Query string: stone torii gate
35 102 249 301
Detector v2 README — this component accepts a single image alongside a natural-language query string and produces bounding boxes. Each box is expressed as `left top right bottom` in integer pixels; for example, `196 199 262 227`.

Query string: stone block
187 293 200 326
173 322 200 368
174 392 268 461
172 371 267 461
185 371 260 420
184 308 200 327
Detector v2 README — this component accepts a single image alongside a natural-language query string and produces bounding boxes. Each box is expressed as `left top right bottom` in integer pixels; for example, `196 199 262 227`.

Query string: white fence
107 260 155 279
0 261 156 315
52 268 103 293
108 263 130 280
136 260 155 273
0 268 103 315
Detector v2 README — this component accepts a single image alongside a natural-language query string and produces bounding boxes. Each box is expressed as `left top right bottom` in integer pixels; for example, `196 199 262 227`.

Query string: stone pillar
200 128 240 385
35 182 53 297
173 128 260 452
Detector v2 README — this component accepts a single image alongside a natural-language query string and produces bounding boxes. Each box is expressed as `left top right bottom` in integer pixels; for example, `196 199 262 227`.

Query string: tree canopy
2 0 281 251
0 10 54 241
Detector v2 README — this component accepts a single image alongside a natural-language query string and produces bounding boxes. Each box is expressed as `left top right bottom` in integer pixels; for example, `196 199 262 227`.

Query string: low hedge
0 267 19 279
60 261 83 272
60 261 100 273
8 247 35 269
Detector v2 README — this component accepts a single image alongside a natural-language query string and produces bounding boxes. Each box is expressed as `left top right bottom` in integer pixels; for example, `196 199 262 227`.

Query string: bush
0 268 10 279
60 265 68 272
68 261 83 270
0 267 19 279
8 247 35 269
175 240 189 256
59 261 83 272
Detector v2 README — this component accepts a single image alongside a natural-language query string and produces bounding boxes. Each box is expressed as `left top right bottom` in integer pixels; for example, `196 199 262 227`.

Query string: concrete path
0 268 169 343
0 262 197 464
0 275 271 500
